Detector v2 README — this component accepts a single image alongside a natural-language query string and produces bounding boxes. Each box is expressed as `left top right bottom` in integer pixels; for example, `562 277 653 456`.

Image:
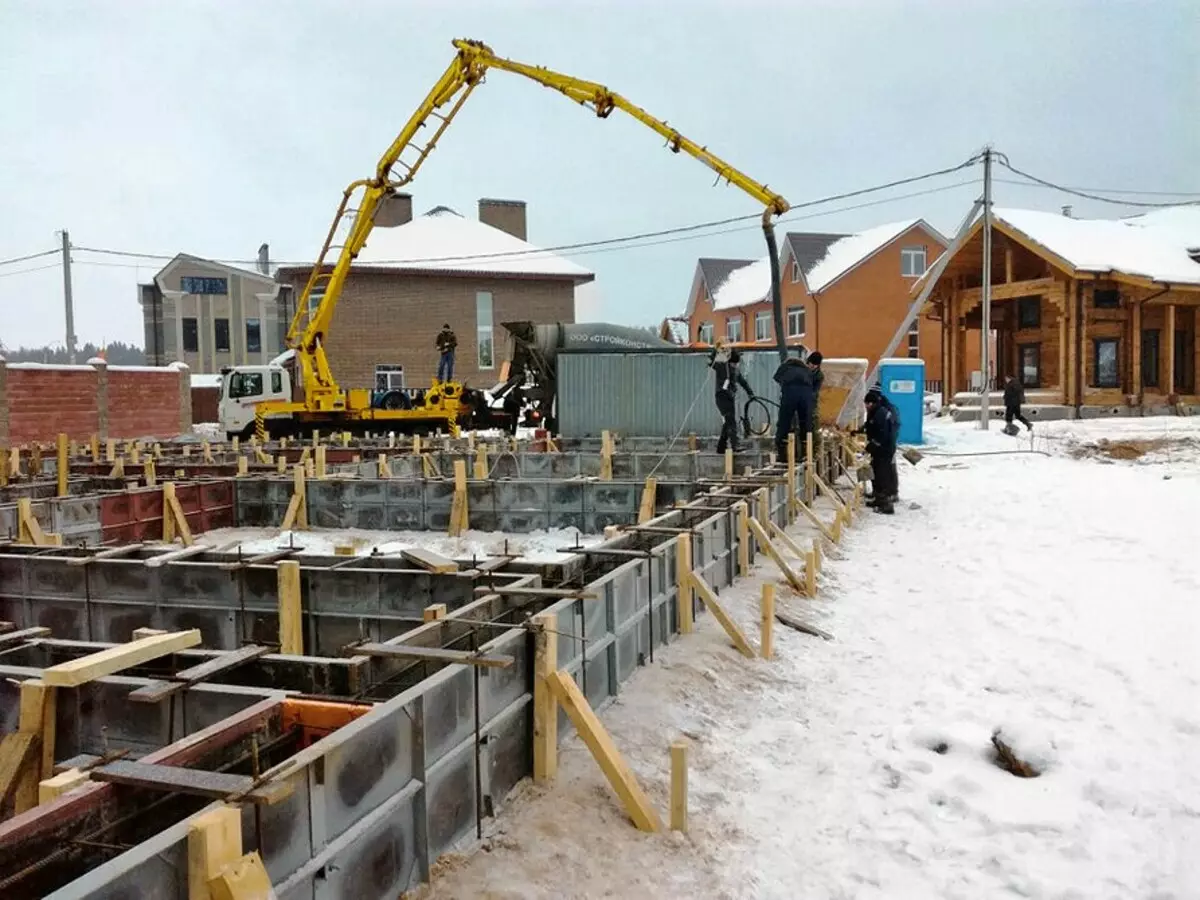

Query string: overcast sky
1 0 1196 351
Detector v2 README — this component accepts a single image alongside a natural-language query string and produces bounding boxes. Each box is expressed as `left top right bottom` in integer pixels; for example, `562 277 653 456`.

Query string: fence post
90 357 109 442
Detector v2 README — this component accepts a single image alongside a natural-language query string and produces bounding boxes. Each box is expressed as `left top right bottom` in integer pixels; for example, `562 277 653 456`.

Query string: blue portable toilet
878 357 925 445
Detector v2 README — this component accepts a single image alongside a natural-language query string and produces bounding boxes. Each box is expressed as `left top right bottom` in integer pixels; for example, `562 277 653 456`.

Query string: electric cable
0 261 62 279
0 248 59 268
994 155 1200 209
993 178 1200 199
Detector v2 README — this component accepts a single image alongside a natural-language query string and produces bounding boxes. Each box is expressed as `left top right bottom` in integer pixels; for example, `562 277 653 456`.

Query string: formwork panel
378 571 435 615
423 668 474 764
549 454 583 478
160 603 237 648
489 454 520 479
321 788 420 900
309 569 379 615
72 679 167 755
478 630 527 722
322 699 417 839
486 703 532 811
583 644 613 710
89 600 155 642
425 740 477 859
250 769 314 883
158 563 239 606
517 453 552 478
496 511 550 533
32 597 87 639
26 558 87 599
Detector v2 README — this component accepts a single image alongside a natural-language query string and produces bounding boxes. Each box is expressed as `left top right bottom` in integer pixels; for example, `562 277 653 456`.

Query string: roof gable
804 219 935 293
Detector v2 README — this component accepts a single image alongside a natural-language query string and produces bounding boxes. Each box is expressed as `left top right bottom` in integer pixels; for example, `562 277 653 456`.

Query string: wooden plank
0 626 51 646
449 460 468 536
545 670 661 832
127 645 271 703
676 534 694 634
17 497 47 546
352 642 514 669
775 608 834 641
670 739 688 832
760 583 775 660
90 759 292 804
804 432 815 504
687 572 755 659
218 549 294 571
144 543 212 568
56 433 68 498
532 612 557 784
400 547 458 574
786 433 797 522
39 767 89 804
736 502 750 576
793 497 836 542
599 430 614 481
162 482 194 547
422 604 447 622
747 518 806 594
277 560 303 655
0 733 38 806
209 850 273 900
42 629 202 688
471 585 598 600
67 543 146 566
637 476 657 524
131 627 167 639
767 521 807 560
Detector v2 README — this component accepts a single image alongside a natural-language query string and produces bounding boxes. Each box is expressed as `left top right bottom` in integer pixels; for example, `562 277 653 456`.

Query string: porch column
1077 285 1087 405
941 300 951 403
946 293 958 400
1131 299 1142 401
1166 303 1176 397
1058 299 1068 402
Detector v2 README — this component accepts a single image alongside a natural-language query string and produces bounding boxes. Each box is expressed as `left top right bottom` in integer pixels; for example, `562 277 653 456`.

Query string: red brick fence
0 357 192 445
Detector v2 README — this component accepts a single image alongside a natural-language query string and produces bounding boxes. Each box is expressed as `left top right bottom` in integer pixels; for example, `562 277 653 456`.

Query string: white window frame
306 285 325 317
786 306 805 338
754 311 771 342
900 246 927 278
374 364 406 391
791 260 802 283
476 291 495 370
697 322 714 344
907 319 920 358
725 316 743 343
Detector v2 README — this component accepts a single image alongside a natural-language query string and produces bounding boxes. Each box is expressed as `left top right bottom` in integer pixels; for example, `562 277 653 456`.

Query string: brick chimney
375 190 414 227
479 198 527 241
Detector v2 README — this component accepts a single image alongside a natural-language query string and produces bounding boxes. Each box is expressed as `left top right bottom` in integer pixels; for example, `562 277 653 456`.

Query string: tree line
0 341 145 365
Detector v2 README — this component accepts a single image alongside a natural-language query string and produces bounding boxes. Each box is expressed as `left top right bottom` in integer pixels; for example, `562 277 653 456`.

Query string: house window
786 306 805 338
725 317 742 343
791 260 802 284
306 285 325 317
271 371 283 394
900 246 927 277
907 320 920 358
214 318 231 353
182 317 199 353
374 364 405 391
1175 329 1195 393
1141 330 1160 388
245 318 261 354
1093 338 1119 388
1094 288 1121 309
1017 296 1041 329
1019 343 1041 388
754 312 771 342
697 322 714 344
476 291 494 370
180 276 228 295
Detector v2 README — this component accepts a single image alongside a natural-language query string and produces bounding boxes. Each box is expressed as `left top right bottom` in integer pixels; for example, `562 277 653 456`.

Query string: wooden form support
675 534 694 634
57 433 69 498
13 678 56 811
760 583 775 659
163 482 195 547
473 444 488 480
17 497 50 546
736 501 750 576
188 804 244 900
794 496 837 543
277 560 303 655
402 548 457 573
0 447 8 487
746 518 806 594
532 612 557 784
377 453 392 478
39 767 89 804
670 739 688 832
687 571 756 658
448 460 469 536
786 433 797 522
724 448 734 481
805 432 815 504
315 445 327 479
281 465 308 531
545 669 662 832
599 430 614 480
422 603 447 622
43 629 202 687
637 476 657 524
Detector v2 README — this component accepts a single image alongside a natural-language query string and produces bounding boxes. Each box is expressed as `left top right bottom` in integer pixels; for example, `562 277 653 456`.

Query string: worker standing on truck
773 351 814 459
709 338 754 454
436 324 457 383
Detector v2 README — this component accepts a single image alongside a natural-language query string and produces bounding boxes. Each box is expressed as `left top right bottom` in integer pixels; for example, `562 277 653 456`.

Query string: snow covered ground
200 525 601 564
418 416 1200 900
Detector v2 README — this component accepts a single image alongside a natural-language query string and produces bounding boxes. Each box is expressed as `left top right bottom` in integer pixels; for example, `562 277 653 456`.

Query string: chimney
478 198 527 241
1061 205 1073 218
375 190 413 227
256 243 270 275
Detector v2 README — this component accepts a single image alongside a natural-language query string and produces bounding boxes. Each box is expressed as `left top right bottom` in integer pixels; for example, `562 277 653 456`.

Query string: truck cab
218 365 292 439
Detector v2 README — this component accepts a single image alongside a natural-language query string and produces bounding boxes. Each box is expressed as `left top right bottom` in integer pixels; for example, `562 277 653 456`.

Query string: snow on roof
804 219 921 293
711 255 772 311
348 207 593 280
995 207 1200 285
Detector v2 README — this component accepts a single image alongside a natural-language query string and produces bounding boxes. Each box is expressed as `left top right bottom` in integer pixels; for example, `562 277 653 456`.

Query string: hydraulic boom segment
256 38 791 436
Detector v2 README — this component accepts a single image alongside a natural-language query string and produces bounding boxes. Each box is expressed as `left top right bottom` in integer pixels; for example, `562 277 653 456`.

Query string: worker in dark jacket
436 324 457 383
709 338 754 454
863 387 900 515
773 353 814 459
1003 375 1033 432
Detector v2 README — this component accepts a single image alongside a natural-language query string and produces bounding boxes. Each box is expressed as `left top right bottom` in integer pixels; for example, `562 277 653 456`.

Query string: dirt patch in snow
1067 436 1194 461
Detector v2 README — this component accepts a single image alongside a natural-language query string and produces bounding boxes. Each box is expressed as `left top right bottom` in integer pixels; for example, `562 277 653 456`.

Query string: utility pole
60 229 77 364
979 148 993 430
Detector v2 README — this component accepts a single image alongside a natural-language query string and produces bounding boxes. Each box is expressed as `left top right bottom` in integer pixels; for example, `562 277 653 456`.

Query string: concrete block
586 482 637 513
348 481 387 504
496 481 547 512
518 453 553 478
384 480 425 505
497 511 551 533
348 504 387 530
551 454 583 478
386 505 425 531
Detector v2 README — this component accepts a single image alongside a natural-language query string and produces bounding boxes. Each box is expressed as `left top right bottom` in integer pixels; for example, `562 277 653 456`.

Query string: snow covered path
420 422 1200 900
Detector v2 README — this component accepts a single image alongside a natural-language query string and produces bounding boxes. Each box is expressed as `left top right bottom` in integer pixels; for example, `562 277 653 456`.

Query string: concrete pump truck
218 38 791 441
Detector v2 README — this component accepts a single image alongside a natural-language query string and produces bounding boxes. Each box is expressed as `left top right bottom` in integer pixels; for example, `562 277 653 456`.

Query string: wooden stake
0 447 8 487
599 430 614 480
276 455 286 475
236 456 248 477
756 487 770 529
231 436 240 455
759 582 777 659
314 445 327 479
687 432 697 452
805 432 815 503
448 460 468 536
676 534 694 634
805 545 818 598
90 434 100 462
411 434 421 455
545 670 662 832
56 433 68 498
724 448 733 481
17 497 48 546
422 603 447 622
109 456 125 479
277 560 303 655
736 502 750 576
377 453 392 478
688 571 756 658
786 432 797 523
143 458 157 488
105 438 116 463
670 740 688 832
281 464 308 531
637 476 657 524
162 482 194 546
342 431 351 447
188 804 243 900
532 612 558 784
474 444 488 480
746 518 805 593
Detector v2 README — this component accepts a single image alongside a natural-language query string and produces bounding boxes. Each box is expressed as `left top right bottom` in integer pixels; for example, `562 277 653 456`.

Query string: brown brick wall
108 369 183 438
5 367 99 444
278 270 577 389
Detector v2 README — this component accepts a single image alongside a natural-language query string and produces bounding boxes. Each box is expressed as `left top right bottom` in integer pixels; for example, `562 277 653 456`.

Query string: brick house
275 198 594 391
917 206 1200 416
683 219 976 385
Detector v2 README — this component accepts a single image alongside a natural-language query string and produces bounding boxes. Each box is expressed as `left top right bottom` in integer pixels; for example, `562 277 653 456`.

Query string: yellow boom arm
289 38 791 411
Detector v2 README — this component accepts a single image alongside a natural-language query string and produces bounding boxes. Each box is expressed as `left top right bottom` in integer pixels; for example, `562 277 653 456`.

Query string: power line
994 156 1200 208
994 177 1200 198
0 261 62 279
0 248 59 269
71 156 984 269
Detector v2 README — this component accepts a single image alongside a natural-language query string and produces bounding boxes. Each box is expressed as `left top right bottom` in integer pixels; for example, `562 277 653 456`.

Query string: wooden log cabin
917 207 1200 417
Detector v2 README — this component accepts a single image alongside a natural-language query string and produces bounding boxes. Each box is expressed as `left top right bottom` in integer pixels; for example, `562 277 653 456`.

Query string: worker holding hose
709 338 754 454
773 351 816 459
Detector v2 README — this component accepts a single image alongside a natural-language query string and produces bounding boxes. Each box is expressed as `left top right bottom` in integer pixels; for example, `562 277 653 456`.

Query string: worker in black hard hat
709 337 754 454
